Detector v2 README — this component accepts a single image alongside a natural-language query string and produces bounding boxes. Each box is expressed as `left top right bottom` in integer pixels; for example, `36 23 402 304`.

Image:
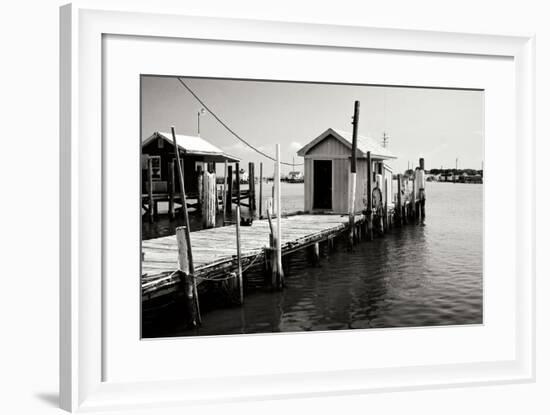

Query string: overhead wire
176 77 303 167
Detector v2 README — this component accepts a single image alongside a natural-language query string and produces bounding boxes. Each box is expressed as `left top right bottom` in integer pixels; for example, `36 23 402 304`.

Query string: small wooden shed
297 128 397 214
141 131 239 197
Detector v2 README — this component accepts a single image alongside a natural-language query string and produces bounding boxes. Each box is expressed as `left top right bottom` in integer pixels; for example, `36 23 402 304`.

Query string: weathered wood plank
142 213 364 298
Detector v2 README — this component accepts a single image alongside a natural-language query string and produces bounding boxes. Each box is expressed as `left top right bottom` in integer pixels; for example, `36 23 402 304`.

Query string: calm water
142 181 483 337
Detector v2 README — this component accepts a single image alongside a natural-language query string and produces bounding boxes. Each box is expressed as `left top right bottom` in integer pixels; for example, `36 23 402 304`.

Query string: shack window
151 155 161 181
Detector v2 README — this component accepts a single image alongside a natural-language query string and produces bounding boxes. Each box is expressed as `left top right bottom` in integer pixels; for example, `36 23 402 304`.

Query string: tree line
405 168 483 176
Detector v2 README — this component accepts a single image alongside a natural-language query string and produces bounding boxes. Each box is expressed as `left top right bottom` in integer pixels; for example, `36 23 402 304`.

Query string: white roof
142 132 239 162
296 128 397 160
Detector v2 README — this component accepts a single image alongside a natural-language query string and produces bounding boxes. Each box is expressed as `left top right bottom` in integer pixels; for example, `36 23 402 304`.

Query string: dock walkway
142 213 363 300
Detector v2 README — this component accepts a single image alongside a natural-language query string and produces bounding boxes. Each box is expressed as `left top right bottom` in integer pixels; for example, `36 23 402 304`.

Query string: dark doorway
313 160 332 209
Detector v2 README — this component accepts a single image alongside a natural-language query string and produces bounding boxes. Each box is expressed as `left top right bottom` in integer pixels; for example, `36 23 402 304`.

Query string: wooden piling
259 162 263 219
226 165 233 212
310 242 320 265
235 162 241 208
235 205 244 304
274 144 284 288
171 127 201 324
248 162 256 215
223 160 228 216
397 174 402 226
202 171 216 229
349 100 360 249
169 160 175 220
412 171 417 222
176 226 200 327
366 151 373 240
266 210 276 287
147 157 154 223
383 177 388 232
418 157 426 224
328 235 335 252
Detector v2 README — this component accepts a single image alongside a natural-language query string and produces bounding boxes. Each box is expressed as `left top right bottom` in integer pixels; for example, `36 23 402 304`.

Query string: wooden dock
142 213 364 300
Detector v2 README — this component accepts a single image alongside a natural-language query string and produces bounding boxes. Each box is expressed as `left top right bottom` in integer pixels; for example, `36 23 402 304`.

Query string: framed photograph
60 2 535 412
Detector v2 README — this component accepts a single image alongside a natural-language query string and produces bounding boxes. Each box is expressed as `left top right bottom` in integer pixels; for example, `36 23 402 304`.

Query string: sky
141 76 484 175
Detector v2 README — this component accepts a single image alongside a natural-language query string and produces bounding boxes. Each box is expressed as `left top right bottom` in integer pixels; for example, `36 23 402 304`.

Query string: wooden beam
259 162 263 219
235 162 241 208
171 126 201 324
366 151 373 240
248 162 256 216
348 100 360 248
168 161 175 220
223 160 228 216
197 164 203 211
202 171 216 229
235 206 244 304
147 157 154 223
176 226 199 327
226 165 233 211
274 144 284 288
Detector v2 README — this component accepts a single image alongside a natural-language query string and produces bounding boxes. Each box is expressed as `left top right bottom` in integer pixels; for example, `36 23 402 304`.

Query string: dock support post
171 127 201 325
266 212 275 287
249 162 256 216
274 144 284 289
396 174 402 226
223 160 228 216
259 162 263 219
309 242 320 266
147 157 154 223
235 206 244 304
226 165 233 213
419 157 426 224
383 177 388 231
348 100 360 249
412 171 417 223
197 164 203 211
366 151 373 240
406 179 410 223
169 161 175 220
202 171 216 229
176 226 199 328
235 163 241 209
176 226 200 328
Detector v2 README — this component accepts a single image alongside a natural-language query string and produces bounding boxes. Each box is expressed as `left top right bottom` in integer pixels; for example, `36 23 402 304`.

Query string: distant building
297 128 397 214
286 171 304 183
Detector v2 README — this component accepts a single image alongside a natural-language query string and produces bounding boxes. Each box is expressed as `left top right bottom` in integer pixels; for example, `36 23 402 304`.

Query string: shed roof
143 132 240 163
296 128 397 160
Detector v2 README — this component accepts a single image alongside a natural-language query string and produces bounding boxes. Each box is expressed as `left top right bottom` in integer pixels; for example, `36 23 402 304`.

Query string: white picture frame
60 2 535 412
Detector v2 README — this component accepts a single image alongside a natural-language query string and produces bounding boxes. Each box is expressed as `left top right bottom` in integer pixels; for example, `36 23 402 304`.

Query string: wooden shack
297 128 397 214
141 131 239 197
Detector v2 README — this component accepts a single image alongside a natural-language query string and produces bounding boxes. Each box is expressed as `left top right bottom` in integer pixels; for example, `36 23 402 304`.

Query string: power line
176 77 303 167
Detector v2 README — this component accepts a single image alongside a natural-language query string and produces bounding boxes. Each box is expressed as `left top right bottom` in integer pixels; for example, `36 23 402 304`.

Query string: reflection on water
142 182 482 337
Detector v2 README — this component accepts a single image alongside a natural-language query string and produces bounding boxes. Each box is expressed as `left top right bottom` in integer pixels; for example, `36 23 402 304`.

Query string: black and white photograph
4 0 546 413
140 76 484 338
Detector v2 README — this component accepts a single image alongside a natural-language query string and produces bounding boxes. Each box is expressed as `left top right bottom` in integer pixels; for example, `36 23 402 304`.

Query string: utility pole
382 131 389 148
